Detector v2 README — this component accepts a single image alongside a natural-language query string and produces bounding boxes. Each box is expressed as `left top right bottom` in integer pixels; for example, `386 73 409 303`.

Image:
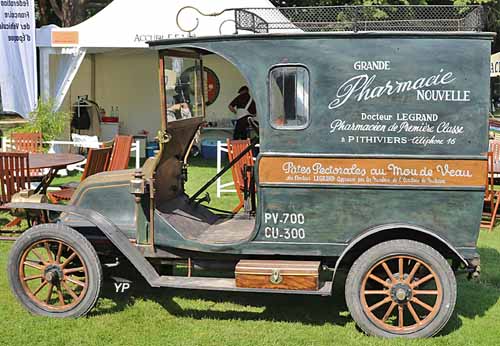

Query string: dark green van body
67 32 493 264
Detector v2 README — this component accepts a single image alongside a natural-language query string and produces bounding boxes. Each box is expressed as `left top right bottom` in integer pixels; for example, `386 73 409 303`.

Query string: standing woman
228 86 256 139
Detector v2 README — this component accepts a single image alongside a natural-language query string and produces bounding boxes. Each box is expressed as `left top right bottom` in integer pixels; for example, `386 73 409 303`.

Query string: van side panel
156 34 492 258
255 187 483 250
195 35 490 156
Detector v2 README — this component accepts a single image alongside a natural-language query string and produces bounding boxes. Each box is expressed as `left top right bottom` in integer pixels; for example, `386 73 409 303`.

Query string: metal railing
216 140 236 197
176 5 484 36
1 137 141 172
234 5 484 33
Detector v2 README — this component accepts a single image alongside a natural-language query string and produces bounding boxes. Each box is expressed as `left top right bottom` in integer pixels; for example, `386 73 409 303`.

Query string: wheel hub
390 283 412 304
44 265 63 284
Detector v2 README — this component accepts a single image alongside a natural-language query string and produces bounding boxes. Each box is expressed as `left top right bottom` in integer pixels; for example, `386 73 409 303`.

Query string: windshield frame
158 49 207 131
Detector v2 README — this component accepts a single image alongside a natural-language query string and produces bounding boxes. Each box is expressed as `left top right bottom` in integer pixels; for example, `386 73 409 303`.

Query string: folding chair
108 135 133 171
10 132 43 153
0 152 30 228
10 132 44 181
490 140 500 183
481 151 500 231
226 139 255 213
48 147 112 203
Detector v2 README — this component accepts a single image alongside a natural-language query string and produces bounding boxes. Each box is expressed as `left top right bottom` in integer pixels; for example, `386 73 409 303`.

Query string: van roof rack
176 5 485 35
234 5 484 33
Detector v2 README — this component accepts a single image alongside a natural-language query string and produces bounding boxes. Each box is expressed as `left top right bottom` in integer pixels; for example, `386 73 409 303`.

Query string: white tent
36 0 279 140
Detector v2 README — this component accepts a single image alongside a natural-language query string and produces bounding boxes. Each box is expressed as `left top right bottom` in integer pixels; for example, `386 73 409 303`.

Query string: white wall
57 49 247 140
95 50 160 139
51 54 93 139
203 54 248 125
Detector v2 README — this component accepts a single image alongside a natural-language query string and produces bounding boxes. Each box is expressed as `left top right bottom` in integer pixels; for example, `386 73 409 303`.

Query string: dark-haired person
228 86 256 139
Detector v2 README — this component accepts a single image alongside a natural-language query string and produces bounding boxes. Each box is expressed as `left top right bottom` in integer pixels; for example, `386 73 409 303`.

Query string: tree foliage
35 0 498 51
35 0 111 27
270 0 499 51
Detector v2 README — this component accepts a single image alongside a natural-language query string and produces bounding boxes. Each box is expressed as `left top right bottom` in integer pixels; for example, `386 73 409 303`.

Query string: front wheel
8 224 102 317
345 239 456 338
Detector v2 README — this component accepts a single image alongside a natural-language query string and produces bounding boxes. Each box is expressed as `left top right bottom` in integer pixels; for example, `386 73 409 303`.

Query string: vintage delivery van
4 5 495 339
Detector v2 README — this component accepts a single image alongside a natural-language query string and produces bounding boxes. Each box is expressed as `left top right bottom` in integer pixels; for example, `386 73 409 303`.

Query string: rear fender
331 223 470 293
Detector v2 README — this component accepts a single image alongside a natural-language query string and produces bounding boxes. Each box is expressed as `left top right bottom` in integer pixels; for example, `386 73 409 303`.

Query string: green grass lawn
1 159 500 345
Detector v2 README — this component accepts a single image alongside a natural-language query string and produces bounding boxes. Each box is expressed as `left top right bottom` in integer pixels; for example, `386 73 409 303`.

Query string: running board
151 276 332 296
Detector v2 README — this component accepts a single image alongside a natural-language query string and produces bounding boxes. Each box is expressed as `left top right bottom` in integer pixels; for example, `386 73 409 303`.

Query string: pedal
195 192 211 205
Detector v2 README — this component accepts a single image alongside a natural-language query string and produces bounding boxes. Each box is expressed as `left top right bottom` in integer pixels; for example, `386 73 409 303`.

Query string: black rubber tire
8 223 103 318
345 239 456 338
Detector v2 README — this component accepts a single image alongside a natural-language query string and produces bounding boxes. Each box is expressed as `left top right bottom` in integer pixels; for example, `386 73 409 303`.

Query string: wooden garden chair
10 132 44 181
58 135 131 190
490 140 500 182
108 135 133 171
48 147 112 204
481 151 500 231
226 139 255 213
10 132 43 153
0 152 30 228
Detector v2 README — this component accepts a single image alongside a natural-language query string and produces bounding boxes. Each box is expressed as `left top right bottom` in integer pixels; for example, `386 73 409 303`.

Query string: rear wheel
345 239 456 338
8 224 102 317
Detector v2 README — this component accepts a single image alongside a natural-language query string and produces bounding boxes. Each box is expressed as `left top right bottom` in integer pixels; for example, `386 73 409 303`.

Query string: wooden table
29 153 85 194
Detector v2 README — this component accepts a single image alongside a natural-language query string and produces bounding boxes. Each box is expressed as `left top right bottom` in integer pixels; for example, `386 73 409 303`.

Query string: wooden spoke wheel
345 239 456 338
361 255 442 333
19 239 89 312
8 224 102 318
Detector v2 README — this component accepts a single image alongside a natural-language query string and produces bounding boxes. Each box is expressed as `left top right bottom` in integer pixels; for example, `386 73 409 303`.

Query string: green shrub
12 98 70 141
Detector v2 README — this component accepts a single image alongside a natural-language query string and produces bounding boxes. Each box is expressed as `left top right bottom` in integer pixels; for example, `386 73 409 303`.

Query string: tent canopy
36 0 278 111
36 0 277 49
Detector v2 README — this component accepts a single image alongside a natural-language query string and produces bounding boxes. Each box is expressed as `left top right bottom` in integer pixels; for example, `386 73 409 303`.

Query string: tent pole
90 53 96 100
39 47 51 102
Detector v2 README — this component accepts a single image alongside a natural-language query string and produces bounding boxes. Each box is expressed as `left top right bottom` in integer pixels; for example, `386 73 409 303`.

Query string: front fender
3 202 160 286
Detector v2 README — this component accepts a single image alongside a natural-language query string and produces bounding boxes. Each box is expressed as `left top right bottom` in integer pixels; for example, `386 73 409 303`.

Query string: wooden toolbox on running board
235 260 321 290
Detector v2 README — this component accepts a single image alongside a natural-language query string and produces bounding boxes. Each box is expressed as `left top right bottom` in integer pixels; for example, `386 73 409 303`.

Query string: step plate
152 276 332 296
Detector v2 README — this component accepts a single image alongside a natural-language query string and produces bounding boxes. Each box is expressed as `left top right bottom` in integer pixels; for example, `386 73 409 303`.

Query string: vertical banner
0 0 37 117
